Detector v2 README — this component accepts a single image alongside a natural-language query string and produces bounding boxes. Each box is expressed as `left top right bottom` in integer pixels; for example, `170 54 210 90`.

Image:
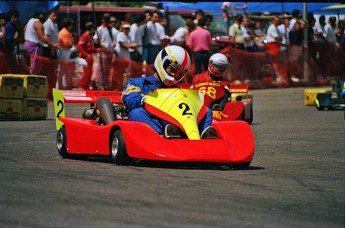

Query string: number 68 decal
198 86 217 99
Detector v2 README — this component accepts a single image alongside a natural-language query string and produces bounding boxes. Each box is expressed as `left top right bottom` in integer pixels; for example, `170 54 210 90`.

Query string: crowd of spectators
223 6 345 84
0 5 344 95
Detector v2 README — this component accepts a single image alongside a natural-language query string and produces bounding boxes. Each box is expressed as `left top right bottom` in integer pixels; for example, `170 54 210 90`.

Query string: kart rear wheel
110 129 132 165
245 106 253 124
56 126 69 158
232 162 251 170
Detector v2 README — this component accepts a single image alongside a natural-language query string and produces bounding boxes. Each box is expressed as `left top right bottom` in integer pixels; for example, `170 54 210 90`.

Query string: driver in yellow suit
122 45 215 138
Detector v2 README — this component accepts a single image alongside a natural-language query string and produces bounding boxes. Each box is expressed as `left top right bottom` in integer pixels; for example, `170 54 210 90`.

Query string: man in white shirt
221 2 247 29
266 16 286 84
146 10 161 68
43 10 59 59
241 17 255 52
156 16 168 48
93 14 115 90
277 17 290 46
288 9 301 31
129 14 145 57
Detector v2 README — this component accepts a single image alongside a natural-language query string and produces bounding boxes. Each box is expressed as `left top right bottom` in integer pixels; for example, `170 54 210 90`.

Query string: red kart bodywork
54 89 255 164
60 117 254 163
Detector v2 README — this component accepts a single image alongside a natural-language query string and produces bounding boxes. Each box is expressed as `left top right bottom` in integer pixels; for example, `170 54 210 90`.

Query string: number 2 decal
178 103 192 116
56 100 64 118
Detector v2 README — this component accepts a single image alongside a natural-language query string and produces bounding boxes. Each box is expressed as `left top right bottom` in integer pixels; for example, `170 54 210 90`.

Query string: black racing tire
232 161 251 170
110 129 132 165
56 126 70 158
316 105 325 111
245 106 253 125
96 98 116 125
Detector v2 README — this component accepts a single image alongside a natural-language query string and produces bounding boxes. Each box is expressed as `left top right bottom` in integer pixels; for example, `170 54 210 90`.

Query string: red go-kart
52 88 255 168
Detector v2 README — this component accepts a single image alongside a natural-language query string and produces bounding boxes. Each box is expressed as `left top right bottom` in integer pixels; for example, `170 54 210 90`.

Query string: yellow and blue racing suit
122 74 213 135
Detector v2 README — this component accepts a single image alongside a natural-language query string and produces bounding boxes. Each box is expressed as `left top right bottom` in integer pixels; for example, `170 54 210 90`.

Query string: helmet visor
165 60 189 82
211 62 227 73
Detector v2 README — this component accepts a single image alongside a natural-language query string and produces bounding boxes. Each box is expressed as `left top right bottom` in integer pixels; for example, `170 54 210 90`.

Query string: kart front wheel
110 129 132 165
56 126 70 158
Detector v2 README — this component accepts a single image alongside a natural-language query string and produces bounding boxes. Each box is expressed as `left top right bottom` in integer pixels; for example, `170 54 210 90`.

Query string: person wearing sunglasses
122 45 215 138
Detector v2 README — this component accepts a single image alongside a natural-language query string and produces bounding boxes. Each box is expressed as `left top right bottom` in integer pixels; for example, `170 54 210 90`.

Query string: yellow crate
0 75 24 98
21 75 48 98
22 98 48 120
304 87 331 106
0 98 23 120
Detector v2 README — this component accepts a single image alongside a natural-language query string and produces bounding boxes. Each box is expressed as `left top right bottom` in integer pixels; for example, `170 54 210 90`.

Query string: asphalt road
0 87 344 228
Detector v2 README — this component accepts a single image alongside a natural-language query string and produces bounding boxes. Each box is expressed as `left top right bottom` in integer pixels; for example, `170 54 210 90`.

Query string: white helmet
208 53 229 77
154 45 191 86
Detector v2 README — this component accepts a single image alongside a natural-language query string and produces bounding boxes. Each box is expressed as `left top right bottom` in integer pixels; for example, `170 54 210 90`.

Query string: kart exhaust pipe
96 98 116 125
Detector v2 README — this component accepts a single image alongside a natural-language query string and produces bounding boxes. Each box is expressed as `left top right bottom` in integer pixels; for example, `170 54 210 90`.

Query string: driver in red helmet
192 53 229 85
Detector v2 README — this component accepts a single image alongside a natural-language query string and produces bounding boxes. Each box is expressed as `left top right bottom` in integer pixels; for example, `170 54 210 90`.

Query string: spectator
94 14 116 90
77 22 99 90
170 19 196 49
289 9 301 31
57 17 74 89
129 14 145 60
266 15 286 84
255 21 267 36
203 15 213 30
266 16 282 53
248 21 260 51
192 53 229 85
313 15 328 77
229 14 245 50
42 9 59 99
193 9 204 26
288 21 303 82
277 17 290 46
142 10 152 62
324 16 338 76
122 45 215 138
43 10 58 59
289 21 303 46
307 16 319 80
110 16 120 48
325 16 337 44
336 20 345 76
156 15 168 47
24 7 58 74
0 14 6 49
221 2 247 29
241 17 256 52
336 19 345 45
187 19 212 75
314 15 326 43
4 10 19 53
146 10 162 68
116 22 137 60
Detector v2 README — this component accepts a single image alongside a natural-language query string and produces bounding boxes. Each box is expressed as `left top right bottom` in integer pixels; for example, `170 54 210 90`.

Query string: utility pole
303 2 310 83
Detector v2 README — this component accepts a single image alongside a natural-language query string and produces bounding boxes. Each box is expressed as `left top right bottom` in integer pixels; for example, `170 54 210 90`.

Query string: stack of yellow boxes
0 74 48 120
